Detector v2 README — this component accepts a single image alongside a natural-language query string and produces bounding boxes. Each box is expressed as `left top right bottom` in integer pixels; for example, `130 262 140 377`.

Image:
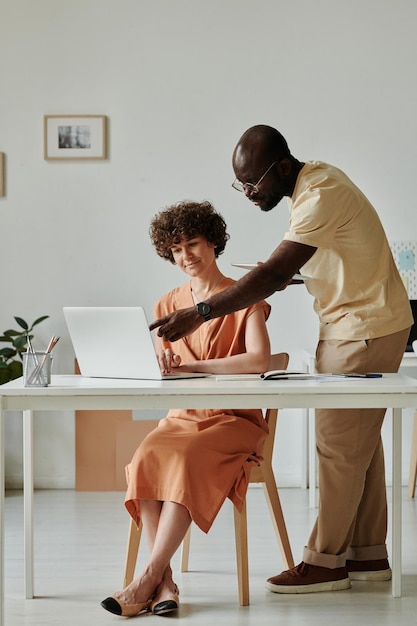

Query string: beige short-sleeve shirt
283 161 412 340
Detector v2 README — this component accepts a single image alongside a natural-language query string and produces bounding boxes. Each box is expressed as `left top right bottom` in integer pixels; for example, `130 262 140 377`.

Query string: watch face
197 302 211 319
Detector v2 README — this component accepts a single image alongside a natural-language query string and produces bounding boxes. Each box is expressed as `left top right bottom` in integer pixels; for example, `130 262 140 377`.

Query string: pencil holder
23 352 53 387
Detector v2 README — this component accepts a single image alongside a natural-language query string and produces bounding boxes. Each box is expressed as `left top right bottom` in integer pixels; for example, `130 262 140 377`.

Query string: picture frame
0 152 4 197
44 115 107 160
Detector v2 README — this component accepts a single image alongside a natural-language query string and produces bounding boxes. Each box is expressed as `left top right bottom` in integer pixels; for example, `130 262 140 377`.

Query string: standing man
150 124 412 593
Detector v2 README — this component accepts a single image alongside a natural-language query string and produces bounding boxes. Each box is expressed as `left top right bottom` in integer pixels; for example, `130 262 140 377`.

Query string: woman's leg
115 500 191 606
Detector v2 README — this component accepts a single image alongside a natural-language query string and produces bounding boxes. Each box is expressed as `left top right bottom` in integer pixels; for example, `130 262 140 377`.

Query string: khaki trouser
303 327 410 569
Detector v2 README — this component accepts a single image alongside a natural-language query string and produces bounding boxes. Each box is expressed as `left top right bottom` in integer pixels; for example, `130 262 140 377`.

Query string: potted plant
0 315 49 384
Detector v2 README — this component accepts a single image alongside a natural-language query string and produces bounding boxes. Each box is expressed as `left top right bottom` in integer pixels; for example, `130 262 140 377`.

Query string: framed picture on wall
44 115 107 160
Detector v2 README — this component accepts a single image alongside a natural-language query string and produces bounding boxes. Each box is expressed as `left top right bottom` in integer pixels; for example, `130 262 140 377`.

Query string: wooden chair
122 352 294 606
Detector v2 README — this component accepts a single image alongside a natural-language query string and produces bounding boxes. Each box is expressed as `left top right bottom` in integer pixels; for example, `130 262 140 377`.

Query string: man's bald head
232 125 291 171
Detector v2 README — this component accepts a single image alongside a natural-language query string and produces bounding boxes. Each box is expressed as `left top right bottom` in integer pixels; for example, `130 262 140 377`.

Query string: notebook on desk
63 306 208 380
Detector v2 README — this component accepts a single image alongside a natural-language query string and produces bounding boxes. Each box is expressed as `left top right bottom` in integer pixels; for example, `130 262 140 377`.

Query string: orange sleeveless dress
125 278 270 533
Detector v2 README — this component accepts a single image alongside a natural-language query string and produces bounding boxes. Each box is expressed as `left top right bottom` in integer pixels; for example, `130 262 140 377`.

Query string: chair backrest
269 352 290 371
264 351 289 445
250 352 289 483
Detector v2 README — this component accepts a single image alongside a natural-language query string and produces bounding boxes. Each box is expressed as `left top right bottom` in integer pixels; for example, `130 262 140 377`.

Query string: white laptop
63 306 208 380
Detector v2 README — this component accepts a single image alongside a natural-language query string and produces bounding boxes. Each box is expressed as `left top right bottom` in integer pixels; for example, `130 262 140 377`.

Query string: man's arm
150 240 316 342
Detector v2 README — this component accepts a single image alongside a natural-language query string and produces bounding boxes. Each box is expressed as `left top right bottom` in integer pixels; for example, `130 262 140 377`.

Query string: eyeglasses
232 160 279 194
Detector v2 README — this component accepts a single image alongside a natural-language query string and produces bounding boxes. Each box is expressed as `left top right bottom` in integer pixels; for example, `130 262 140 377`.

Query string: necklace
191 276 225 303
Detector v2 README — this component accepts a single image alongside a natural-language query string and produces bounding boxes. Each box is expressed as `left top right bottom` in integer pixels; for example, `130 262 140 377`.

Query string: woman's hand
158 348 182 374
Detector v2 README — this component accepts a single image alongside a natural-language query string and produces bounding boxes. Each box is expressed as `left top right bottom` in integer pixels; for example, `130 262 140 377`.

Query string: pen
338 373 382 378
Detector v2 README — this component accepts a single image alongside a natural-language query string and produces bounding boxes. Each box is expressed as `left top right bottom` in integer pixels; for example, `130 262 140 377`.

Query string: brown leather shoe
266 562 351 594
346 558 392 581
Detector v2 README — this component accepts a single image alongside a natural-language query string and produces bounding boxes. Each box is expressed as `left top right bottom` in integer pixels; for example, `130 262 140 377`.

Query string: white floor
4 486 417 625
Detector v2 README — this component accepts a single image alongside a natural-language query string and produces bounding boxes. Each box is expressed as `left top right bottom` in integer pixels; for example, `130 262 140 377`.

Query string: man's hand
149 307 204 342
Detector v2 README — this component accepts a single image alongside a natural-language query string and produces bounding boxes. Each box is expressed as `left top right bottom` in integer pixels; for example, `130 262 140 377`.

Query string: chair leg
180 525 191 572
234 500 250 606
408 411 417 498
261 465 294 569
123 518 142 588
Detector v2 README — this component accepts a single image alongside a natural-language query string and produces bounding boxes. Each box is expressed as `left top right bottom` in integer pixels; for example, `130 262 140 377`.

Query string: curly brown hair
149 200 230 264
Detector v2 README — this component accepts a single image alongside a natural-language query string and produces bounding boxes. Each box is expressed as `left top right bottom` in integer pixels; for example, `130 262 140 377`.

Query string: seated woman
101 200 271 617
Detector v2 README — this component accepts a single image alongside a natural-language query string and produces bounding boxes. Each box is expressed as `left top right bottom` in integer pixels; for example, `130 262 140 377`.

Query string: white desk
400 352 417 369
1 373 417 625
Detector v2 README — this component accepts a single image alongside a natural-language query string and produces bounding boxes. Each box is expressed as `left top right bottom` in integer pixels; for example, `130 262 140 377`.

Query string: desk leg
0 399 5 626
308 409 317 508
408 411 417 498
301 409 308 489
23 410 34 599
391 408 402 598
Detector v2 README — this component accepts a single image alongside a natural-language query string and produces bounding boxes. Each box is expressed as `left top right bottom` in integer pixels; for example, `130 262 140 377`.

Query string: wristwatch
196 302 211 322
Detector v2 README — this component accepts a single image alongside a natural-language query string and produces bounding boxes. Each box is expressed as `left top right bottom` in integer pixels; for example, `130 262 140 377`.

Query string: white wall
1 0 416 488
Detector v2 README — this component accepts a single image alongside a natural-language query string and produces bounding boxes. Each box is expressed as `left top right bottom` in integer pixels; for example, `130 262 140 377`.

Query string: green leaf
0 360 23 384
3 329 21 337
14 317 29 330
31 315 49 328
0 347 16 358
8 360 22 380
14 336 27 350
0 369 11 384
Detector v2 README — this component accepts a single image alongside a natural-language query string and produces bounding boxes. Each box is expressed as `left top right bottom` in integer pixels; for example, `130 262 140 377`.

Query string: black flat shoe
151 585 179 615
100 595 150 617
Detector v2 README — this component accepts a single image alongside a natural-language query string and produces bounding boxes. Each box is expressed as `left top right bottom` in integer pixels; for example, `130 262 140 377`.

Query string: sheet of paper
262 372 383 382
215 374 262 381
231 263 311 281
